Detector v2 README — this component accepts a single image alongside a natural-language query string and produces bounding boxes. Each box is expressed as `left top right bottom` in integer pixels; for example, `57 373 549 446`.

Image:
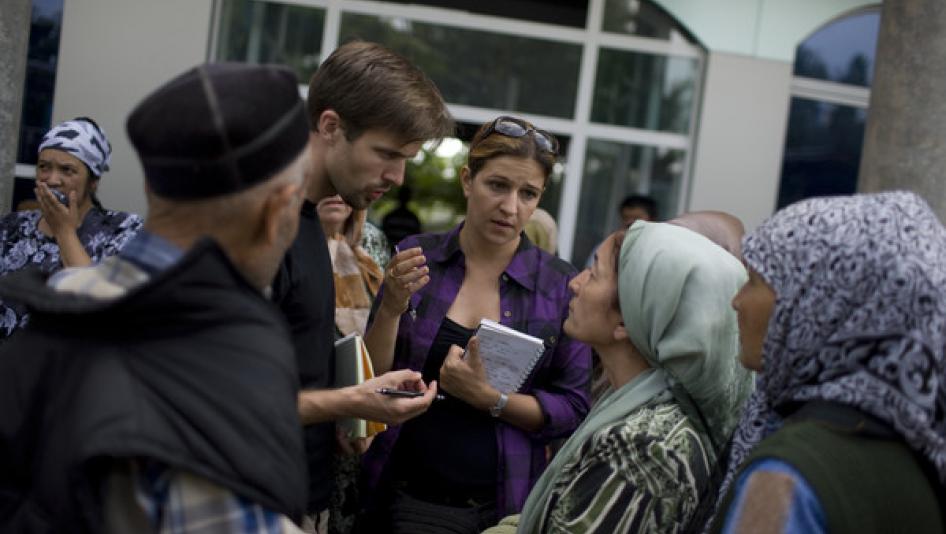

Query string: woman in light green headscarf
488 221 753 534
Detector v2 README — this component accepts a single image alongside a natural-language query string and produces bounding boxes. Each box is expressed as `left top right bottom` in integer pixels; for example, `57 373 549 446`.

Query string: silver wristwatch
489 392 509 417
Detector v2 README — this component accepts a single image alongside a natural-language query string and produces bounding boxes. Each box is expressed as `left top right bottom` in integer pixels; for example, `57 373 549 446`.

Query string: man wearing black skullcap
0 63 320 533
274 41 453 532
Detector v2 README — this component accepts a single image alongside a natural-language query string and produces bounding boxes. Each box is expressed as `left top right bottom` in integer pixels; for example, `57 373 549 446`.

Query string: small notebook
334 333 387 439
475 318 546 393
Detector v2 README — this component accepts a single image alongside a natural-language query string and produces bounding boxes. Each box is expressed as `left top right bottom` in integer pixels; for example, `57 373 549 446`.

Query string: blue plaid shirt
123 460 291 534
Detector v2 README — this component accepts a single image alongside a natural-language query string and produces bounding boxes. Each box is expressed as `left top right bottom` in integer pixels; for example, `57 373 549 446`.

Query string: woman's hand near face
365 246 430 375
379 246 430 315
439 337 496 410
36 182 82 237
35 182 93 268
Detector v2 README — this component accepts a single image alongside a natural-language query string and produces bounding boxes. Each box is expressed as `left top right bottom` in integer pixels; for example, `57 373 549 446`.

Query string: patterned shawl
329 210 383 336
716 191 946 518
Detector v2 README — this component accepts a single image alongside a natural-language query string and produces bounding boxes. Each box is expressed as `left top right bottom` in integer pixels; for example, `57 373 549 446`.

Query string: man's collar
118 229 184 276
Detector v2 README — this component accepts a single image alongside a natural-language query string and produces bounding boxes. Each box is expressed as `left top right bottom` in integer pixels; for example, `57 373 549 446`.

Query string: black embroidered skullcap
127 62 309 199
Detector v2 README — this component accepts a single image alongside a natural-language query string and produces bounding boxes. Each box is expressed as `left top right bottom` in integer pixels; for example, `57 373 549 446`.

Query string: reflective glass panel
777 97 866 209
571 139 684 266
216 0 325 84
592 48 698 133
18 0 64 166
340 13 582 119
793 8 879 87
601 0 690 41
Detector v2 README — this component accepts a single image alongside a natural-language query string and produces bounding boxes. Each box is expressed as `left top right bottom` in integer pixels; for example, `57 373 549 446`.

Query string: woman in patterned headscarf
711 191 946 533
0 117 142 339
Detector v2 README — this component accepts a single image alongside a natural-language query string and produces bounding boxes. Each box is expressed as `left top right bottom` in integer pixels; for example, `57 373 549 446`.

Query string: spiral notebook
475 318 546 393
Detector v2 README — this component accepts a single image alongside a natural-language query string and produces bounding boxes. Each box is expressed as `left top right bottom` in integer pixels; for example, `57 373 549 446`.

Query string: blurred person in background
0 117 142 340
523 207 557 255
318 195 384 338
316 194 388 534
584 194 658 270
618 194 657 229
382 184 422 250
668 210 744 258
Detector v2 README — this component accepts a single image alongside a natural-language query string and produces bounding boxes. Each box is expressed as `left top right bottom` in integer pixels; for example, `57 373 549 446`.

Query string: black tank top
388 317 498 502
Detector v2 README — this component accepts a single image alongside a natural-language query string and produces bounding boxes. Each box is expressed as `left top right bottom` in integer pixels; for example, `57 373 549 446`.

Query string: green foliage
368 143 469 233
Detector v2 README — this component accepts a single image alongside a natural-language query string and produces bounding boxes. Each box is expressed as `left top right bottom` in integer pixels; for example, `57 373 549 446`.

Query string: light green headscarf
517 221 753 533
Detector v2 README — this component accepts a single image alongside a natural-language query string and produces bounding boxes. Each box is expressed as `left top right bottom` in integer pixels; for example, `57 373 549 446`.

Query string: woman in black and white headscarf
0 117 143 339
710 191 946 533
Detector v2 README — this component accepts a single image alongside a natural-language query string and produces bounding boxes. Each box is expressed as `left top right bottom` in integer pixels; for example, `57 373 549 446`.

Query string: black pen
376 387 445 401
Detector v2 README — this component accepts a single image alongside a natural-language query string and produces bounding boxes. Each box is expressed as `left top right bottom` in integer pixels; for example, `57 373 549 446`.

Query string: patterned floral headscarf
716 191 946 516
38 118 112 177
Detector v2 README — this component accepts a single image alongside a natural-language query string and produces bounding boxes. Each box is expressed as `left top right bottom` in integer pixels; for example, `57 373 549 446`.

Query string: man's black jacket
0 239 305 532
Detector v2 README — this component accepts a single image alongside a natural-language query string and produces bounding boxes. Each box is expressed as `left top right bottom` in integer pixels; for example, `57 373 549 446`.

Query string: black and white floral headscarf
716 191 946 516
38 118 112 177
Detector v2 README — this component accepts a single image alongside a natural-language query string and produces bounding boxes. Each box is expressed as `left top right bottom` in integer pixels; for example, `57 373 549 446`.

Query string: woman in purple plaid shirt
361 116 592 533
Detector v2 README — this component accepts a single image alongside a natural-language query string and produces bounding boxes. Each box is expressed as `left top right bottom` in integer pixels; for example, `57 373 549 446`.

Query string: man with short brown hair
273 40 454 532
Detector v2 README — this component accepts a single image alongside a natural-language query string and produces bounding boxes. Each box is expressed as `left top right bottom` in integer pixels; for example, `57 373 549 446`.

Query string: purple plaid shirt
362 224 592 517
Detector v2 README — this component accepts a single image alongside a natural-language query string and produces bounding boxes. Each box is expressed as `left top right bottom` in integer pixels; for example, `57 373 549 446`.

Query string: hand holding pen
359 369 438 425
380 245 429 318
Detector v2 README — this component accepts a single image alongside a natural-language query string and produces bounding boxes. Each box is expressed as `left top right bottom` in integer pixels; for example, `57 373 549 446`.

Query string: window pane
601 0 690 41
777 97 866 209
216 0 325 84
794 9 879 88
340 13 582 119
592 48 698 133
571 139 684 266
18 0 64 165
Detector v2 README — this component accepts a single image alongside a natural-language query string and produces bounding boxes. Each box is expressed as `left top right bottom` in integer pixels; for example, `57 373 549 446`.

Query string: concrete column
859 2 946 218
0 0 32 216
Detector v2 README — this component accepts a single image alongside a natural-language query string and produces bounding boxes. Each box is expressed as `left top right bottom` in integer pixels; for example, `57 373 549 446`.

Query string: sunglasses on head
482 116 559 155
